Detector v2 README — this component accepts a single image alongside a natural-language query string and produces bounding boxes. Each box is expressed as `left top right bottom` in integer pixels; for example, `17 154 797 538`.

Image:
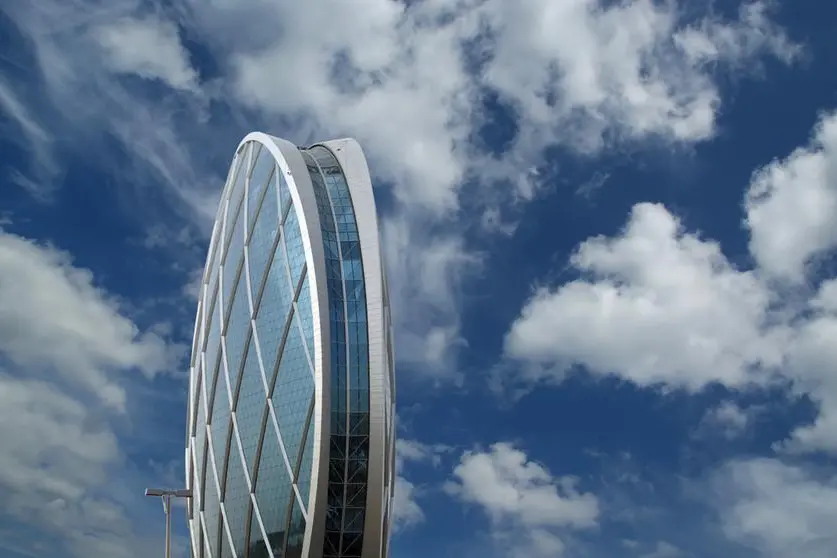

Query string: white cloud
392 476 425 531
0 231 183 558
381 216 481 375
504 202 784 391
698 401 753 440
3 0 797 379
746 111 837 282
0 231 178 410
445 443 598 557
714 458 837 558
501 110 837 455
779 277 837 453
91 16 199 92
391 439 453 532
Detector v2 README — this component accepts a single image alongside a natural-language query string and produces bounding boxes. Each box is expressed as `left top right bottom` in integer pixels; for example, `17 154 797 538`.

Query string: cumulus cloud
502 110 837 455
746 111 837 282
0 231 178 410
0 231 183 558
445 443 599 557
713 458 837 558
504 202 785 391
391 439 453 531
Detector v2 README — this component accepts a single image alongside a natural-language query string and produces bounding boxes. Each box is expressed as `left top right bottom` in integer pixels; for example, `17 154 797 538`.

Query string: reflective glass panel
223 425 250 555
270 316 314 472
248 147 274 234
234 337 266 476
253 422 292 558
247 177 280 296
283 207 306 291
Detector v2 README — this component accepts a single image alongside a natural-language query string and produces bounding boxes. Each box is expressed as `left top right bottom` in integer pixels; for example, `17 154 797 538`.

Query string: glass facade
187 134 393 558
301 147 369 558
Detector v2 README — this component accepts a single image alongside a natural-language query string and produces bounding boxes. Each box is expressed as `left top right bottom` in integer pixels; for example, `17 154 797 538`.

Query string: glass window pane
223 429 249 555
271 317 314 472
247 500 271 558
223 199 245 302
254 241 294 379
234 338 266 477
282 206 306 291
295 275 315 364
253 425 292 558
203 489 221 558
248 147 275 234
278 168 291 219
284 497 306 558
204 291 222 389
295 414 315 513
248 175 280 296
223 277 251 405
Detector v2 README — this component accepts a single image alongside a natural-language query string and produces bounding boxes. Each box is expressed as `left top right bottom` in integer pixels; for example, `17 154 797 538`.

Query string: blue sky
1 1 836 557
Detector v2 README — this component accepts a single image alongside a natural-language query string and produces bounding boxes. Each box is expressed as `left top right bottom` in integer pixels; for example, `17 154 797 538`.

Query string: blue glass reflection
303 146 370 558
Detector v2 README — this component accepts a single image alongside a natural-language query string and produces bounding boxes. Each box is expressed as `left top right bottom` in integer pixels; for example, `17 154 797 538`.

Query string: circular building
185 133 396 558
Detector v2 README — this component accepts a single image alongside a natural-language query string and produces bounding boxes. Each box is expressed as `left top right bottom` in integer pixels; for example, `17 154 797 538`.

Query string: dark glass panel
283 497 306 558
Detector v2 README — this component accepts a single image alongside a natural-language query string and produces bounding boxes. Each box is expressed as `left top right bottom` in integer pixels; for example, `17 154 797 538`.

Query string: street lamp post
145 488 193 558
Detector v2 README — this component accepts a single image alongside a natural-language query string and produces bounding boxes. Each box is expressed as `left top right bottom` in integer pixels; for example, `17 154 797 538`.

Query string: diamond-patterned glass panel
295 274 315 364
207 209 224 301
203 467 222 558
209 365 231 491
278 168 291 218
223 426 250 555
270 317 314 472
248 147 274 231
223 276 250 406
253 424 293 558
296 414 316 510
235 337 267 476
283 206 306 291
223 199 245 304
247 500 270 558
254 242 294 377
219 512 234 558
285 497 307 558
247 179 280 296
204 292 222 394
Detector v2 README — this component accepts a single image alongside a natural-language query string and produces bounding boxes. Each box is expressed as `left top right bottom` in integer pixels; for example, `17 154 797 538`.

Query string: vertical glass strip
303 147 370 558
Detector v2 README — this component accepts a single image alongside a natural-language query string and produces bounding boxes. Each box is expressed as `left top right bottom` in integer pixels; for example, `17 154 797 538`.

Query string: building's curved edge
245 132 330 558
316 138 390 558
186 139 251 558
186 140 250 557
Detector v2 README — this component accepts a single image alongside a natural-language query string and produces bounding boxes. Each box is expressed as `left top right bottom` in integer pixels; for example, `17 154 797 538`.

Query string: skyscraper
185 133 396 558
